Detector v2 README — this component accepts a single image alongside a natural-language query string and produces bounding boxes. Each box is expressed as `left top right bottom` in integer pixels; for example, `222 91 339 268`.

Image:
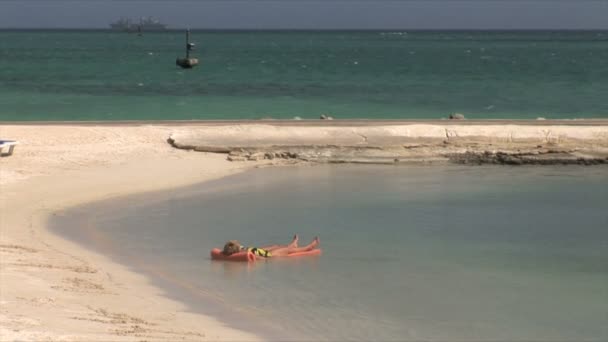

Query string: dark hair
223 240 241 255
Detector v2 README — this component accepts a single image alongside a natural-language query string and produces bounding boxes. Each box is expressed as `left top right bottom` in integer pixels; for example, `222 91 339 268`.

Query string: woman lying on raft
222 235 320 258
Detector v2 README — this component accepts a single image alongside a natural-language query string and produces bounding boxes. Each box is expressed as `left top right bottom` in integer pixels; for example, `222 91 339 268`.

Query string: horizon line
1 27 608 31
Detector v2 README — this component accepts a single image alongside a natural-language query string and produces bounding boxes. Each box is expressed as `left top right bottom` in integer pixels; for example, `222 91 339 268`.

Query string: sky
0 0 607 30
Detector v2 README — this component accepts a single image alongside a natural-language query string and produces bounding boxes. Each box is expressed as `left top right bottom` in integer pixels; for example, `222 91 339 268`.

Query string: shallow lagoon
53 165 608 341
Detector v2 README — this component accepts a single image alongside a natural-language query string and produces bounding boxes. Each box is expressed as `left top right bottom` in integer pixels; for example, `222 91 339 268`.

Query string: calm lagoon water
52 165 608 341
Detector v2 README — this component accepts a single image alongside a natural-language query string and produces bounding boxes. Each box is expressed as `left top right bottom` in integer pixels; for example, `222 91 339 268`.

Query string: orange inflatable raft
210 248 322 262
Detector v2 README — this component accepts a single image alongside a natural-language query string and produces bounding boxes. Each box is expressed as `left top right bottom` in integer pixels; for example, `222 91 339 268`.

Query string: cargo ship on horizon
110 17 167 32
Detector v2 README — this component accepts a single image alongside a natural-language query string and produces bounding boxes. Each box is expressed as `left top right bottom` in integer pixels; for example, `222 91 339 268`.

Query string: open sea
1 30 608 121
52 165 608 341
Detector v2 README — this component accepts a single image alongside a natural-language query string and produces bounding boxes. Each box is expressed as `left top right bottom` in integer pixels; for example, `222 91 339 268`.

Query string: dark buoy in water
176 29 199 69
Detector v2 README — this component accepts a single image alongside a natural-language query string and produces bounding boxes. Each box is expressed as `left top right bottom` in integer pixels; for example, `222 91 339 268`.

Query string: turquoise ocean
53 165 608 341
1 30 608 121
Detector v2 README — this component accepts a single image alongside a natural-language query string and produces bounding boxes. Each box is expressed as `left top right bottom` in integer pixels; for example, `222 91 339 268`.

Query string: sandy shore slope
0 125 266 341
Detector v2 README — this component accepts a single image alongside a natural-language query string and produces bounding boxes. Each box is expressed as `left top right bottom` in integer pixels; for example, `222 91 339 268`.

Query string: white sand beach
1 121 607 341
0 124 267 341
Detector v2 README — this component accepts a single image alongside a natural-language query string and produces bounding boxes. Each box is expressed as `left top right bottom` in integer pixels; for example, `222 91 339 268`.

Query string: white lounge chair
0 140 18 156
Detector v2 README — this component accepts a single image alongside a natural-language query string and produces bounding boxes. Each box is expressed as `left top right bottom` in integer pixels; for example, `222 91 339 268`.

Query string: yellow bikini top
247 247 272 257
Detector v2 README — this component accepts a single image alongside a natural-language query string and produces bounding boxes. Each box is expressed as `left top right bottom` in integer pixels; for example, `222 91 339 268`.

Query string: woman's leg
268 237 319 256
259 244 283 250
262 234 298 251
